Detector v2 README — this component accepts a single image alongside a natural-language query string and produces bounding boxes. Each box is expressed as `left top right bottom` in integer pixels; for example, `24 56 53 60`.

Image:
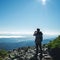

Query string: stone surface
4 47 53 60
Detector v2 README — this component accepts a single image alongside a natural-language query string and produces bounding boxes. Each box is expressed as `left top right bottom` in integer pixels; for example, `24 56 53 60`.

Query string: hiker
33 28 43 57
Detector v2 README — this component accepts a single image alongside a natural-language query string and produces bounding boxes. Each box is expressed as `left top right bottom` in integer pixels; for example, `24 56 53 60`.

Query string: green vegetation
0 49 8 59
0 58 3 60
47 35 60 49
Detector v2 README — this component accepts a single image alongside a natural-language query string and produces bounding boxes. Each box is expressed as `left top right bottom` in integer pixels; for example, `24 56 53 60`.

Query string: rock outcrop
4 46 53 60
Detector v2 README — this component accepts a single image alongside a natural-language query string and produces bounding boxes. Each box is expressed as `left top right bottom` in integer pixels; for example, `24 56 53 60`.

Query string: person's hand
33 31 37 36
35 31 37 32
34 31 37 34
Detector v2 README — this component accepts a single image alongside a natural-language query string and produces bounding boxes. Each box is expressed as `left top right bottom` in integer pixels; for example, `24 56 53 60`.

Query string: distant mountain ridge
0 38 55 50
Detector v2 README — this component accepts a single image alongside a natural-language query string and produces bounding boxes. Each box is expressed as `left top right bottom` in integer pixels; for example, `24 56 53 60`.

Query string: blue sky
0 0 60 35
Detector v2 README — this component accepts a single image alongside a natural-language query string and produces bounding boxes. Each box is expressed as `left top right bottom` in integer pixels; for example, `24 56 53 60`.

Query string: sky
0 0 60 37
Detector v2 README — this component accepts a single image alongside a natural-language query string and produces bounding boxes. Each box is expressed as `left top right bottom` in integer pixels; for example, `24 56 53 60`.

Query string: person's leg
39 42 42 60
39 42 42 52
35 43 38 55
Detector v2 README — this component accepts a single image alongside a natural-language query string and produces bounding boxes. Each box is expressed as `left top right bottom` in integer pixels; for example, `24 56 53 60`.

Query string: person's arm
33 31 37 36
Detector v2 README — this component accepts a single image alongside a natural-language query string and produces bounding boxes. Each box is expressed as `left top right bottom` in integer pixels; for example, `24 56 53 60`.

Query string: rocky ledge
3 46 53 60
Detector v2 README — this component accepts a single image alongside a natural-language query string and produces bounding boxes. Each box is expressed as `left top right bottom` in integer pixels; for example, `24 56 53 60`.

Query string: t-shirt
34 31 43 42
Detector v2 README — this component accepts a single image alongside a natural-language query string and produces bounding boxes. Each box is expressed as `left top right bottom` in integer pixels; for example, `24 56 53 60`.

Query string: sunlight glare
42 0 47 5
37 0 47 5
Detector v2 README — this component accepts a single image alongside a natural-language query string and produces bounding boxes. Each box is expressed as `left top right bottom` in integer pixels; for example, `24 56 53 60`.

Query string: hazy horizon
0 33 58 39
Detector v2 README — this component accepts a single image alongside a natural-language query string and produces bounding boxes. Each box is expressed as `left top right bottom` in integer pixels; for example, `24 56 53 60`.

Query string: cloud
43 31 60 35
0 31 60 38
0 36 25 38
0 31 33 38
0 31 33 35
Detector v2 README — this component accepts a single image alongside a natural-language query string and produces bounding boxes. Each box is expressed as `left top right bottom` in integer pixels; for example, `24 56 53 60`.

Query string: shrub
0 49 8 58
47 35 60 49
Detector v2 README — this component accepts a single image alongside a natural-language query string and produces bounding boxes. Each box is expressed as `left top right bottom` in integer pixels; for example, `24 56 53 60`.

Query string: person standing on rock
33 28 43 57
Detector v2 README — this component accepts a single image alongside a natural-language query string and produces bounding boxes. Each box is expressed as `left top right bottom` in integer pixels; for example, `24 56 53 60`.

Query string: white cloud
43 31 60 35
0 31 33 38
0 31 33 35
0 36 25 38
0 31 60 38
